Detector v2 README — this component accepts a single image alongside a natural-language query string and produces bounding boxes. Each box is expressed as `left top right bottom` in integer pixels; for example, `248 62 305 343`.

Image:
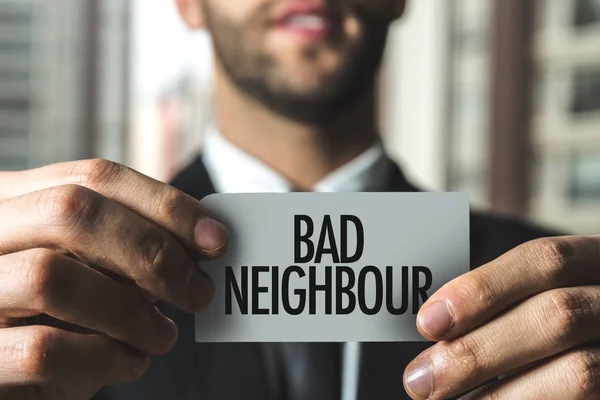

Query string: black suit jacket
94 156 558 400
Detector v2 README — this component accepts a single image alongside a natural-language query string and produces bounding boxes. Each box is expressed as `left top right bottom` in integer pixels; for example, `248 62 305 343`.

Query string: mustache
249 0 393 30
251 0 368 23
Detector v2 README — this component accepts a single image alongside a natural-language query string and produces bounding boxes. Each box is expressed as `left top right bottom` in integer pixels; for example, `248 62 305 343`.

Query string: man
0 0 598 399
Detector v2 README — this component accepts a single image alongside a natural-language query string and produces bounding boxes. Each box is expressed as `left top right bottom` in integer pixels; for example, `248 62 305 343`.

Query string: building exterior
0 0 130 171
531 0 600 233
392 0 600 233
445 0 493 208
385 0 493 207
0 0 36 171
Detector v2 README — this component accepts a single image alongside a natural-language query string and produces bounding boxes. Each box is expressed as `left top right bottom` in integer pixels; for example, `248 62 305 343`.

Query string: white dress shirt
202 126 393 400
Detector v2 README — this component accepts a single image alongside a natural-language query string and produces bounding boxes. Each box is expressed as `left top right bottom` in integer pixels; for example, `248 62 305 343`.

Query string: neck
213 67 379 190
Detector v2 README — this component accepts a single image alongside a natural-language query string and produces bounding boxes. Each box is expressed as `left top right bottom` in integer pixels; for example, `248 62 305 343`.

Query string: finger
0 249 178 355
0 159 228 259
0 326 149 389
404 286 600 399
417 236 600 341
0 185 216 313
459 346 600 400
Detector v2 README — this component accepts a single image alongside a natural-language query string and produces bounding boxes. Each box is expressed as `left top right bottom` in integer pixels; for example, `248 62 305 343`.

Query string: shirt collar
202 126 393 194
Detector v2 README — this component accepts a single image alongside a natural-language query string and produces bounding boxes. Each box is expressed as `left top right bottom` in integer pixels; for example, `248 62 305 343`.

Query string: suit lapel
166 157 278 400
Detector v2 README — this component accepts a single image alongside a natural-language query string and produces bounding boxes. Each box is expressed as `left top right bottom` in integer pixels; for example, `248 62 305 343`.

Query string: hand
0 159 228 400
403 236 600 399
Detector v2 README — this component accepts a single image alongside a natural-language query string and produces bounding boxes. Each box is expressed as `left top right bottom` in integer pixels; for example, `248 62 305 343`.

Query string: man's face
197 0 405 123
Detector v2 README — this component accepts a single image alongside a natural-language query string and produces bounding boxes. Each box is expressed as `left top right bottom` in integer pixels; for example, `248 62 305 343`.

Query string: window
569 151 600 204
0 4 33 28
0 1 34 171
0 156 28 171
0 41 31 56
0 127 28 139
0 70 30 83
571 68 600 114
0 99 31 113
574 0 600 28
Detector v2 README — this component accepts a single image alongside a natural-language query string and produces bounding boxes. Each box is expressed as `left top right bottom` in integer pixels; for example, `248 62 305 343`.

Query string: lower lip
272 23 330 41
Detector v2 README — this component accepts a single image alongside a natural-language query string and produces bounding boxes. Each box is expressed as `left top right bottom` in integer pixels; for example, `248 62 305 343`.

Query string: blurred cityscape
0 0 129 168
0 0 599 233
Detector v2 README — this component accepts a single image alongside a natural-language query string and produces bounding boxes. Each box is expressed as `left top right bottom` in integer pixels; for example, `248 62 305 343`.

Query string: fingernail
155 308 178 351
130 351 149 376
187 270 215 310
418 301 455 338
405 358 433 399
195 217 228 253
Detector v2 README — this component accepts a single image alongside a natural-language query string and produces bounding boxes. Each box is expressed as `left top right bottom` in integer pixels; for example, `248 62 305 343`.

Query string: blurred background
0 0 599 233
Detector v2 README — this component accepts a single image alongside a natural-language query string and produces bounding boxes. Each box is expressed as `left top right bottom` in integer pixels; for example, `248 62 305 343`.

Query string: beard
202 0 392 124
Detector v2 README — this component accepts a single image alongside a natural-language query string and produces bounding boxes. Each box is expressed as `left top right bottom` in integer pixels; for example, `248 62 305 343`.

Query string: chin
282 75 325 94
274 63 344 92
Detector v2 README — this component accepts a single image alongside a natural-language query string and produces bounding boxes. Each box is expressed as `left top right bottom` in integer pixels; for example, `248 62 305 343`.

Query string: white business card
195 193 469 342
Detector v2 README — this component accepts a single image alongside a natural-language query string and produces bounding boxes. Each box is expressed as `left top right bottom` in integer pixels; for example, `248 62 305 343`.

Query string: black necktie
272 191 341 400
277 342 342 400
